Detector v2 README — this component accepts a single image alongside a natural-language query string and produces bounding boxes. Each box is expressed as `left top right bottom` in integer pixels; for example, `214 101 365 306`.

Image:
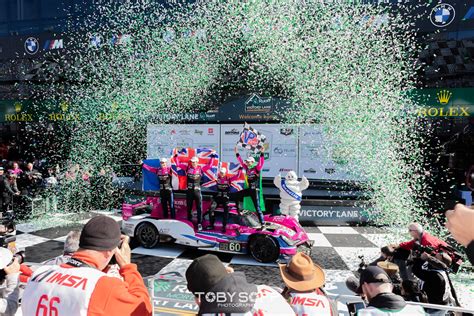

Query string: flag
220 161 246 192
142 159 161 191
171 147 219 190
237 123 266 153
171 147 195 190
196 148 219 189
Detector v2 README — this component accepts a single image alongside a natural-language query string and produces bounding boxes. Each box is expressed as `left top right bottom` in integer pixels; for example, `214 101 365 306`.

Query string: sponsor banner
298 125 360 181
147 124 220 159
221 124 297 178
298 205 368 224
0 33 66 59
411 88 474 118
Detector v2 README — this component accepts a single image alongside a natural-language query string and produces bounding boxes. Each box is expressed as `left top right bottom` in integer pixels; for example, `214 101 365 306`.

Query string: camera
357 255 367 274
347 301 366 315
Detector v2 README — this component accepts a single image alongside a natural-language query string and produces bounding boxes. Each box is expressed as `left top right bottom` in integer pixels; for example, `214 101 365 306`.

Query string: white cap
245 156 255 163
220 167 227 173
0 248 13 270
160 158 168 163
190 156 199 162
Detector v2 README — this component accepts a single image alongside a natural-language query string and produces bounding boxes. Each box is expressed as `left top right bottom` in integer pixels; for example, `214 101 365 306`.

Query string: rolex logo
437 90 452 105
14 102 22 113
60 101 69 112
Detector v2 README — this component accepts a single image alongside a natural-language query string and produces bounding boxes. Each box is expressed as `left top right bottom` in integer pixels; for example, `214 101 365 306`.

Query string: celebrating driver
142 158 175 219
208 167 242 232
175 153 215 231
234 146 265 226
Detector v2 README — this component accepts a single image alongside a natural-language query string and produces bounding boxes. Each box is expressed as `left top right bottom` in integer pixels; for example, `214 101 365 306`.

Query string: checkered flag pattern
236 123 267 153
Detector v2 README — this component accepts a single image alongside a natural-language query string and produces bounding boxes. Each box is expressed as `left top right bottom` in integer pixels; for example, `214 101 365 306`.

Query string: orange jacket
61 252 152 316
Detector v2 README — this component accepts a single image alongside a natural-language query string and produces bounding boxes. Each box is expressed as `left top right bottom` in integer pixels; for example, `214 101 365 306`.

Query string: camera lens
13 250 25 264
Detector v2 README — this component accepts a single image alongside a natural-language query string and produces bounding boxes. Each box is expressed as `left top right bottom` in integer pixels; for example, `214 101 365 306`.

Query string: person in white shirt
0 248 20 316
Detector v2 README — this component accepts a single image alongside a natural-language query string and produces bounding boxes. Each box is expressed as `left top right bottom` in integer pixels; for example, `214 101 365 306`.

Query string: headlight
281 235 298 246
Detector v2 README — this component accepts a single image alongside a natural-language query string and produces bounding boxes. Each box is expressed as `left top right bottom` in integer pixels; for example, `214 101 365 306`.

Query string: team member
175 153 215 230
142 158 175 219
22 215 152 316
234 146 265 226
207 167 242 232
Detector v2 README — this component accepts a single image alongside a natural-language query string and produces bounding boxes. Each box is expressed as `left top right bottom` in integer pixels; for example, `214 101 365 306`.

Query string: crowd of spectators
0 204 473 315
0 158 118 219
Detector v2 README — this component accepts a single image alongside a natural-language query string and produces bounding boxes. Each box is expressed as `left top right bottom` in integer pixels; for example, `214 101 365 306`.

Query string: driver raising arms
234 145 266 226
142 158 175 219
175 152 215 231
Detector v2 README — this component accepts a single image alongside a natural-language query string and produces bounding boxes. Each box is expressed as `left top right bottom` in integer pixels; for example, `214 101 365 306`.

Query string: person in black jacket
412 252 458 308
2 173 20 212
445 203 474 265
401 280 428 303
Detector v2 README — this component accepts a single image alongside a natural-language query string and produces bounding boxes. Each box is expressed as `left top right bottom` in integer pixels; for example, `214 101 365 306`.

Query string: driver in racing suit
207 167 242 232
142 158 175 219
175 153 215 231
234 146 265 226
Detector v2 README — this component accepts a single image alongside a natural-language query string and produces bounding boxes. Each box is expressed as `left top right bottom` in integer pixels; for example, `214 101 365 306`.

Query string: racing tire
136 222 160 249
248 235 280 263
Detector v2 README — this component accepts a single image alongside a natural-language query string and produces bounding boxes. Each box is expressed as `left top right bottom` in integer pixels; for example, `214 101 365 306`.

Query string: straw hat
279 253 325 291
377 261 399 276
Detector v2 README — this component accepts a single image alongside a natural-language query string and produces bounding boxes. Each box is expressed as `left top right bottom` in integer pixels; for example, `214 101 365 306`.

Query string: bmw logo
24 37 39 55
430 3 455 27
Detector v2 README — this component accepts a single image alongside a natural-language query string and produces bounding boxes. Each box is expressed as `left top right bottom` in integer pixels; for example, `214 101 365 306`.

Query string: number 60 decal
36 294 61 316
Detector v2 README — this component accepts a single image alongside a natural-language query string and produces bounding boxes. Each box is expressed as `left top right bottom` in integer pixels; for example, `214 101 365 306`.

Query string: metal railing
326 292 474 314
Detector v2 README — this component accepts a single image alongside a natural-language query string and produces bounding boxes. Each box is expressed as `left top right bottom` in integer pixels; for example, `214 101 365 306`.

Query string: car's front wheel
136 222 160 249
248 235 280 263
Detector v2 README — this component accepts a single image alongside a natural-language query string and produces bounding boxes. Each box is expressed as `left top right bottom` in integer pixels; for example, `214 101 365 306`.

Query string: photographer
391 223 447 280
445 204 474 265
355 266 425 315
22 215 152 316
412 252 458 314
0 248 20 316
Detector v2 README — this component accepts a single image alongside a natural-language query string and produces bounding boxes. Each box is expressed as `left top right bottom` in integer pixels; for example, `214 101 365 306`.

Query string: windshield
241 212 261 228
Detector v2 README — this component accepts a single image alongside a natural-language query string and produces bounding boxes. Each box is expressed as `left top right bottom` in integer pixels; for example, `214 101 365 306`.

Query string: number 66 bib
22 265 105 316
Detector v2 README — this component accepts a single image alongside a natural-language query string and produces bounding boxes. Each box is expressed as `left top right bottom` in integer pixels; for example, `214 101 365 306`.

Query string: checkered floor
14 213 474 313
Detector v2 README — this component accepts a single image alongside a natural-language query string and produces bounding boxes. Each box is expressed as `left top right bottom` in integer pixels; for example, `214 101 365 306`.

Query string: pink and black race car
121 196 313 263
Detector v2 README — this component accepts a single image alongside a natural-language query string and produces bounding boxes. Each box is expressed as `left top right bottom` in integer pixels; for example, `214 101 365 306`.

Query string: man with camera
412 252 459 314
0 248 20 316
390 223 447 280
22 215 152 316
355 266 425 315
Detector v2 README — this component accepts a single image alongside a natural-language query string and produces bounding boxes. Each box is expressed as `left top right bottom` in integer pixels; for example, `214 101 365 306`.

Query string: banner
147 124 219 159
298 125 359 181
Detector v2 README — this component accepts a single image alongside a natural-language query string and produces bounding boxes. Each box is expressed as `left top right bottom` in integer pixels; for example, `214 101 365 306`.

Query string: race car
121 195 313 263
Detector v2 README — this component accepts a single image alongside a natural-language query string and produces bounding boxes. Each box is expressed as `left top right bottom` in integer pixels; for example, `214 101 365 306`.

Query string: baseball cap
190 156 199 162
79 215 121 251
186 254 228 293
160 158 168 163
356 266 391 294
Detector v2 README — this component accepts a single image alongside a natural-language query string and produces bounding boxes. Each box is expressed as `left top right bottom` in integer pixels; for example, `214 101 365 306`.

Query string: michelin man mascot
274 171 309 221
